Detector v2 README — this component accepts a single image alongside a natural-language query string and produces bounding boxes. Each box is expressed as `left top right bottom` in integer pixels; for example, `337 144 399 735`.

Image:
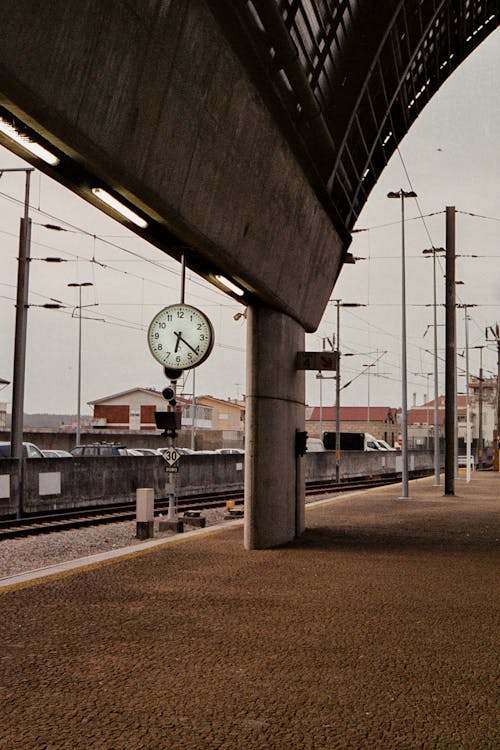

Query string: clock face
147 304 214 370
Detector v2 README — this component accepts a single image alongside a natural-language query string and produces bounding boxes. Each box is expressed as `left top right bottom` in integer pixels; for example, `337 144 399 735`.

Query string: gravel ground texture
0 507 230 578
0 474 498 750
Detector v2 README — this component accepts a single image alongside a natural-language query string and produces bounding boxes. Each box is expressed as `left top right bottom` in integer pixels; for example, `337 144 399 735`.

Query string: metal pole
190 368 196 451
444 207 456 495
400 193 409 498
432 248 440 484
10 169 33 519
335 302 341 483
367 368 371 427
464 307 471 482
478 348 483 470
180 254 186 304
68 282 93 446
77 285 82 445
319 375 323 440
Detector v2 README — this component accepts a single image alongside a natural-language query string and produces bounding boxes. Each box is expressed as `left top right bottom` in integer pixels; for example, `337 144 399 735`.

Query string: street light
457 304 477 482
388 189 417 498
67 282 93 445
362 363 375 427
329 299 366 482
422 246 445 484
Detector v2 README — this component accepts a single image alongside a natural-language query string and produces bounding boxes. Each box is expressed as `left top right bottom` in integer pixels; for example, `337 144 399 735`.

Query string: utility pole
330 300 366 483
477 346 484 470
486 325 500 471
444 207 456 495
388 189 417 498
8 168 34 519
457 304 476 482
335 304 341 483
67 282 94 446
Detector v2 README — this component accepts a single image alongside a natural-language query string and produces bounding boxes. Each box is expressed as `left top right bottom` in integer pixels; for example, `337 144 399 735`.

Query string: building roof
196 395 245 411
306 406 397 422
88 387 189 405
407 408 445 426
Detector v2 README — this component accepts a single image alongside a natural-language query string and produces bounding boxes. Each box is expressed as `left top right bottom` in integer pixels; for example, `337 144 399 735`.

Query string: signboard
164 465 179 473
296 351 338 371
162 447 181 466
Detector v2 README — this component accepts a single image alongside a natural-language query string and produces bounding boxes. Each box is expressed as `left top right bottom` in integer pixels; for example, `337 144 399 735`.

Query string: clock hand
173 331 183 352
178 334 199 355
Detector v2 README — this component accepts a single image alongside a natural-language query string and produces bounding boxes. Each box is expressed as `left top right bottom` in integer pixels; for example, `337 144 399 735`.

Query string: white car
306 438 324 452
0 441 44 458
41 449 73 458
375 439 396 451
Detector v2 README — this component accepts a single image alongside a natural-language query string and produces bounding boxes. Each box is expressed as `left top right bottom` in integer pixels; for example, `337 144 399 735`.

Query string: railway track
0 472 427 540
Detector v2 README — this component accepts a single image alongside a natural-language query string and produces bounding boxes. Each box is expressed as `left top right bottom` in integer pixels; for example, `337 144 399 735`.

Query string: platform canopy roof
211 0 500 236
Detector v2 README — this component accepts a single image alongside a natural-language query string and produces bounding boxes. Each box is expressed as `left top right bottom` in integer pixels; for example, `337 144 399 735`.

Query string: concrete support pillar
244 304 305 549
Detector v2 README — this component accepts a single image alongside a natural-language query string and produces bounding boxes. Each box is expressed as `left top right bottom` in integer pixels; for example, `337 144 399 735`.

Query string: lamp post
469 346 485 469
412 372 433 449
3 168 34 468
67 282 93 445
362 363 375 427
422 246 445 484
330 300 366 482
388 189 417 498
2 167 34 519
457 304 476 482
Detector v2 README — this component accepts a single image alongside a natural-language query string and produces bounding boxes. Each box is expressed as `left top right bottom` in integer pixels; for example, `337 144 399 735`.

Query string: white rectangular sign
0 475 9 499
39 472 61 496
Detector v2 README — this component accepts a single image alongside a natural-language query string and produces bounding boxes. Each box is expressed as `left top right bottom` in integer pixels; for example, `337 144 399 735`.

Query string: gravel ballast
0 507 230 579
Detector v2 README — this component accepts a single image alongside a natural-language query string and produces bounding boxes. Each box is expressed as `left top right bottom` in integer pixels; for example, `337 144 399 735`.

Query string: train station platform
1 472 498 749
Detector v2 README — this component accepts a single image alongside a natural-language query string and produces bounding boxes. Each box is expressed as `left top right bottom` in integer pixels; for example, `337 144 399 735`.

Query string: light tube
215 275 245 297
0 117 60 166
91 188 148 228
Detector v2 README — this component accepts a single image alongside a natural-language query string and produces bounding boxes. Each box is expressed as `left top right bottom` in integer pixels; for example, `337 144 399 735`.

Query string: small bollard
136 488 155 539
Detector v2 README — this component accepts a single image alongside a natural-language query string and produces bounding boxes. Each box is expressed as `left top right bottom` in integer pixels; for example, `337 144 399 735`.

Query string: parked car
214 448 245 455
70 444 128 457
133 448 163 456
306 438 324 453
41 449 73 458
0 441 44 458
375 439 396 451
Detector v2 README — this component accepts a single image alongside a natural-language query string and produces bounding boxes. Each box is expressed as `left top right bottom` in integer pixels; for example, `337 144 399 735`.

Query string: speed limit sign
162 447 181 466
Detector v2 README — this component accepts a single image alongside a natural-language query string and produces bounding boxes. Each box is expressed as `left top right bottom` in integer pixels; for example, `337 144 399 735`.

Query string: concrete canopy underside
0 0 345 332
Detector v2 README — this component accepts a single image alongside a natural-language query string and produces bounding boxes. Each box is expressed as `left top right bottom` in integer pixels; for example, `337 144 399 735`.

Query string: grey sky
1 29 498 415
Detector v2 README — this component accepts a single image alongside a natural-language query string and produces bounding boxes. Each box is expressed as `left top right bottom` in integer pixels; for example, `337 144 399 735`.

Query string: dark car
0 441 45 458
70 444 128 457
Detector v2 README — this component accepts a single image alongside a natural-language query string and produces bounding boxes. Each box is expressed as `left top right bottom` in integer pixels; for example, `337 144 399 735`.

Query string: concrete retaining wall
0 451 436 518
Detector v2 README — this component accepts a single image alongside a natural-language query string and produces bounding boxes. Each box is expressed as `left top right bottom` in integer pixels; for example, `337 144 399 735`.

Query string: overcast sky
1 29 499 416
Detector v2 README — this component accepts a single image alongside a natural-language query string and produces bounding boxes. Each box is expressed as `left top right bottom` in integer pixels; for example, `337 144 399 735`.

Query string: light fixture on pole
362 363 376 427
329 299 367 482
3 167 34 519
422 247 445 484
67 282 93 446
388 189 417 498
457 304 477 482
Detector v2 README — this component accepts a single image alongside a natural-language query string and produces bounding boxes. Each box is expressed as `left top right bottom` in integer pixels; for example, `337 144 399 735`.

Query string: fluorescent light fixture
215 275 245 297
0 117 60 166
91 188 148 228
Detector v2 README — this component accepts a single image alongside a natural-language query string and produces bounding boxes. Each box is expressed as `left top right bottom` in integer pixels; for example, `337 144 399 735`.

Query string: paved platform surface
1 473 498 749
